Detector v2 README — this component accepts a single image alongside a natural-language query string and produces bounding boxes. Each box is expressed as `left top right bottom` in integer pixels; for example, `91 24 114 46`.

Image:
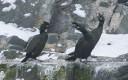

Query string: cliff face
0 0 128 34
0 58 128 80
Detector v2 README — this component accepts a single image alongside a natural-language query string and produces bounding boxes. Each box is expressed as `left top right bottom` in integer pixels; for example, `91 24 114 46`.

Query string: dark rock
8 45 25 51
47 33 59 44
8 36 27 47
2 49 23 59
117 0 128 3
100 2 110 8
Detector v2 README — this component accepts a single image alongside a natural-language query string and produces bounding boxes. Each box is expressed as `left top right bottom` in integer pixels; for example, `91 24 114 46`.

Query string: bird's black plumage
117 0 128 3
66 13 105 61
21 21 49 62
65 22 95 61
91 13 105 45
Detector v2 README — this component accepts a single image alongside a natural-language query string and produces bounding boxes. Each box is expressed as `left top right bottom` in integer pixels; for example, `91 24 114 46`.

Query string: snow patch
0 21 39 41
24 13 32 17
16 78 24 80
75 29 82 33
1 0 16 4
27 69 31 72
61 2 68 6
30 1 38 6
91 33 128 57
1 0 16 12
65 47 75 54
51 49 55 52
0 71 5 79
73 4 86 17
57 44 62 47
37 54 58 61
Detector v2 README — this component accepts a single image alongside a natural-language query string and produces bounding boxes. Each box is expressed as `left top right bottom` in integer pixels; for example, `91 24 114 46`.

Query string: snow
0 71 5 79
73 4 86 17
27 69 31 72
0 21 39 41
65 33 128 57
24 13 32 17
37 54 58 61
2 4 16 12
30 1 38 6
1 0 16 12
1 0 16 4
61 2 68 6
75 29 81 33
57 44 62 47
30 3 36 6
16 78 24 80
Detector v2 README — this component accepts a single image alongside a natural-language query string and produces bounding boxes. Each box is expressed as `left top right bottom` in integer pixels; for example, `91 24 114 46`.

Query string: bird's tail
65 55 76 61
21 56 29 62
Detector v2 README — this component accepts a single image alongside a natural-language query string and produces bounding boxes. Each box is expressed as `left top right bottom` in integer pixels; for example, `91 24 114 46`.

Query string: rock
0 58 128 80
0 0 55 28
8 36 27 47
2 49 23 59
111 53 128 62
0 35 8 50
47 33 59 44
99 2 110 8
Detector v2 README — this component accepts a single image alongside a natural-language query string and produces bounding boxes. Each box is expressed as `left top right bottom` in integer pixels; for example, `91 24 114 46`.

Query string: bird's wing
25 35 41 53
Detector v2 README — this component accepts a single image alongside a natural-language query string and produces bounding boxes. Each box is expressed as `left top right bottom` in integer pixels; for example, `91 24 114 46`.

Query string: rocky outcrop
0 58 128 80
0 0 128 34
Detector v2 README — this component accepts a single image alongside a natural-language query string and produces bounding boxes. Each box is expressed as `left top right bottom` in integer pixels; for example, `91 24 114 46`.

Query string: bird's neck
98 21 104 28
40 30 45 34
80 29 88 35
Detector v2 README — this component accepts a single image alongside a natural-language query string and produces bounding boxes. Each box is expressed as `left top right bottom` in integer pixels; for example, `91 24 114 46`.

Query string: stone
0 58 128 80
0 35 8 49
99 2 110 8
47 33 59 44
2 49 23 59
8 36 27 48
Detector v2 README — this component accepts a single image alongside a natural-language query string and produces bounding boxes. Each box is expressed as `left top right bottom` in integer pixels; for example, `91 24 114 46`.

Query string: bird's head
72 22 84 31
97 13 105 22
40 21 50 33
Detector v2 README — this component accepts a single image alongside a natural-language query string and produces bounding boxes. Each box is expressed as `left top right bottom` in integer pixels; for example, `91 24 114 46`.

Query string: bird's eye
76 27 80 29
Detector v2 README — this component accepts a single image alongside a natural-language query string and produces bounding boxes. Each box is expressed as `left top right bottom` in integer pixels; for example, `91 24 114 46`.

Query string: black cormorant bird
21 21 49 62
65 22 95 61
66 13 105 61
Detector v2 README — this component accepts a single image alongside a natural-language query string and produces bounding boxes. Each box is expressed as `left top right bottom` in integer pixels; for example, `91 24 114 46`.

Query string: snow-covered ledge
0 54 128 80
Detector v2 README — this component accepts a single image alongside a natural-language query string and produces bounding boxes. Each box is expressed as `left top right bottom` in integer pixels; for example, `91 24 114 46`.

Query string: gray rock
99 2 110 8
0 35 8 49
8 36 26 47
2 49 23 59
47 33 59 44
0 59 128 80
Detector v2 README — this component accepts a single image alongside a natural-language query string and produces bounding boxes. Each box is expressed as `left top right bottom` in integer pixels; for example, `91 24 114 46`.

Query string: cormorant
66 13 105 61
21 21 49 62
